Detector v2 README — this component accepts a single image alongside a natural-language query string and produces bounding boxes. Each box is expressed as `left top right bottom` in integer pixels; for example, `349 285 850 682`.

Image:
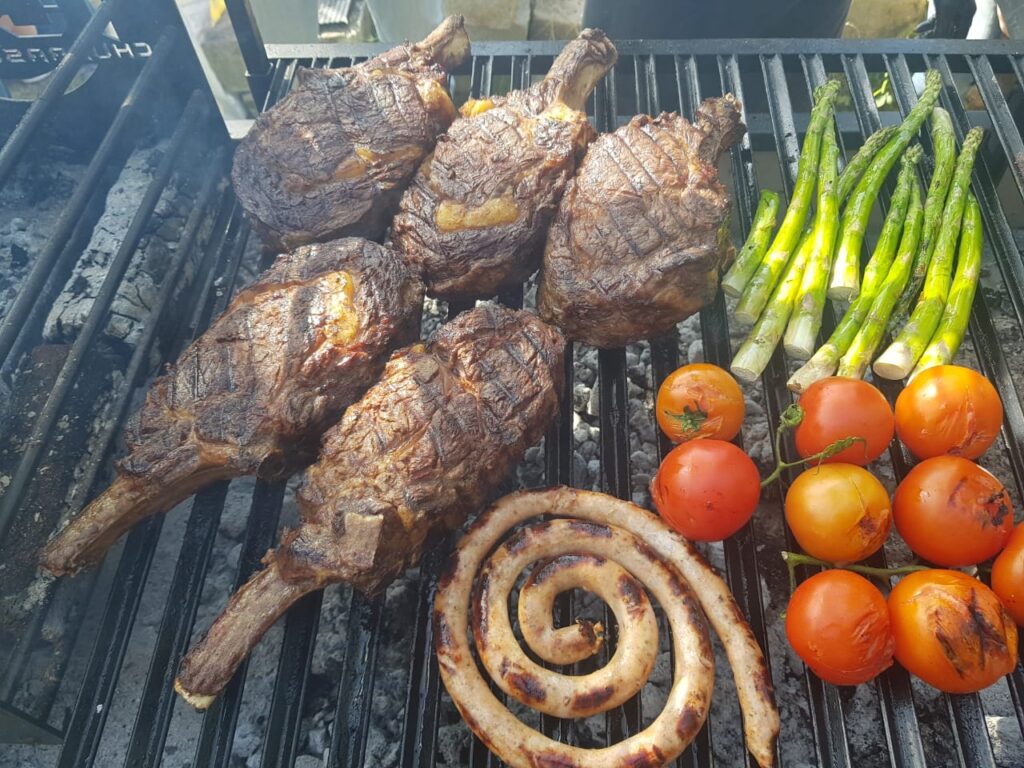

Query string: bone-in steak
232 16 469 253
392 29 617 300
175 304 565 707
538 97 745 348
40 238 423 576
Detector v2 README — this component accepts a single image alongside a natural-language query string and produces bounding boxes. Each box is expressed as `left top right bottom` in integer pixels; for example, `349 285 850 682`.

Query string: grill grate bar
0 0 126 185
0 91 207 543
0 30 178 370
193 479 289 768
757 51 853 768
966 54 1024 200
833 52 929 768
53 158 225 768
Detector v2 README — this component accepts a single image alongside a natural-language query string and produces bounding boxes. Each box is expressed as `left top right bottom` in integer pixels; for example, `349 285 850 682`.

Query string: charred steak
391 29 617 300
232 16 469 253
537 97 745 348
41 239 423 577
175 304 565 708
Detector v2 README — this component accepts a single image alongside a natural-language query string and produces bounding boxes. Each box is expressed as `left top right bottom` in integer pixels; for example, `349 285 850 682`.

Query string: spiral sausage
435 486 780 768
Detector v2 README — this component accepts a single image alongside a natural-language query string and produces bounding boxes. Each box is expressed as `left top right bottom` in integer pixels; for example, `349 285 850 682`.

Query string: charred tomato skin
893 456 1013 566
895 365 1003 460
795 378 894 466
650 439 760 541
785 570 895 686
888 569 1018 694
785 464 892 564
655 363 745 444
992 524 1024 626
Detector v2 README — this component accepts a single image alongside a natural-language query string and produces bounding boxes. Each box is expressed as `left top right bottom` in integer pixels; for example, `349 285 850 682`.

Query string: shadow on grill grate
1 4 1023 767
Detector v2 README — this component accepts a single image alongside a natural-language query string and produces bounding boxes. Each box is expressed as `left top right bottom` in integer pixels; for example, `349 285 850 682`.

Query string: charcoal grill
1 1 1024 766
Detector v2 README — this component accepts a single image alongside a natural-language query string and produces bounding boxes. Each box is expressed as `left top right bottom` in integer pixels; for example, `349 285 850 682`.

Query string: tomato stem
782 551 933 585
760 404 866 487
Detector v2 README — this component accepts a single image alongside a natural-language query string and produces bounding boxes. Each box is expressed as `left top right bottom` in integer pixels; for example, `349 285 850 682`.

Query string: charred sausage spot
617 573 647 615
471 573 491 650
567 520 613 538
623 747 666 768
571 684 615 711
535 752 579 768
504 669 547 704
676 705 703 740
504 528 531 554
434 612 455 651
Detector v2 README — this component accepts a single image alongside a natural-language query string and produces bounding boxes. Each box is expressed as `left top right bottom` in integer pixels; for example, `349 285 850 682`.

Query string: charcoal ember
43 142 195 348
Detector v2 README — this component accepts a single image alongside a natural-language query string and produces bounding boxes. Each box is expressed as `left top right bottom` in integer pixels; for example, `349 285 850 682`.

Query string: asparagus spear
786 147 923 393
784 127 841 359
874 126 984 380
731 233 811 382
888 107 957 333
837 181 924 379
722 190 781 297
910 193 983 377
828 70 942 300
734 81 840 325
836 125 897 204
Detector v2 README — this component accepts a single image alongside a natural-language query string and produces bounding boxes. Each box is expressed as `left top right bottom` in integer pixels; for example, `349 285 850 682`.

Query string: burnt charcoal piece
232 16 469 253
175 304 565 708
537 98 745 348
392 29 617 300
40 238 424 576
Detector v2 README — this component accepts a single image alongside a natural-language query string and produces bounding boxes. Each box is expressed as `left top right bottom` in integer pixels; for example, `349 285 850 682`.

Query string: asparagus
874 126 984 380
828 70 942 300
888 107 957 333
910 193 983 377
731 234 811 382
837 181 924 379
722 190 781 297
786 147 923 393
734 80 840 325
836 125 898 204
784 127 841 359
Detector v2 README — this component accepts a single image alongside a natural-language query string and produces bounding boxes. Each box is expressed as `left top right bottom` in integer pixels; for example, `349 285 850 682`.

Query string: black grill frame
1 5 1024 767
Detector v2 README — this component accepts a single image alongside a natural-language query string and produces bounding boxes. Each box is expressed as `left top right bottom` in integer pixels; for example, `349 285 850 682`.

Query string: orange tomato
655 363 745 444
785 464 892 564
993 524 1024 626
785 570 894 686
895 365 1002 460
795 378 894 466
893 456 1013 566
888 569 1018 693
651 440 760 541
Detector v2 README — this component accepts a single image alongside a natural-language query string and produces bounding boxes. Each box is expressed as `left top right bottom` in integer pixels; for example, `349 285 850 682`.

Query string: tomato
895 365 1002 460
785 464 892 564
655 364 745 444
785 570 894 685
992 524 1024 626
893 456 1013 566
888 569 1018 693
794 378 894 466
651 440 760 541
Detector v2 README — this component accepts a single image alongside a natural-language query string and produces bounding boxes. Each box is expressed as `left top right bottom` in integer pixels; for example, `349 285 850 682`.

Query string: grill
1 3 1024 767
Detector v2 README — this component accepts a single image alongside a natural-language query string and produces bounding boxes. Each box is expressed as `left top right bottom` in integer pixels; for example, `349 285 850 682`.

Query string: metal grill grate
2 8 1024 767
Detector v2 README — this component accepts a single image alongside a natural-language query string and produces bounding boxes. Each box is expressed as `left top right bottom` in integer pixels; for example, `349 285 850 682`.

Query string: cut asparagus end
721 275 746 298
787 348 840 393
733 305 761 326
873 343 915 380
836 355 870 380
827 271 860 300
730 341 771 383
783 313 819 360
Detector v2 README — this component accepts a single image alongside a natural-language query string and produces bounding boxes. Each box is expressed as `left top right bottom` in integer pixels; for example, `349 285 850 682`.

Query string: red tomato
795 378 894 466
655 363 745 444
895 365 1003 460
785 570 895 686
992 524 1024 626
893 456 1013 566
650 440 760 541
785 464 892 564
888 569 1018 693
